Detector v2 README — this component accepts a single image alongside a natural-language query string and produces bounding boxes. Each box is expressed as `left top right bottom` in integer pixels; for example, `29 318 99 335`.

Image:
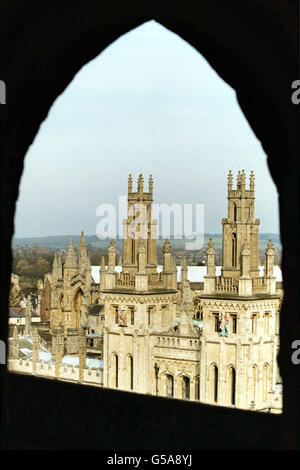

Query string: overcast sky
14 20 280 238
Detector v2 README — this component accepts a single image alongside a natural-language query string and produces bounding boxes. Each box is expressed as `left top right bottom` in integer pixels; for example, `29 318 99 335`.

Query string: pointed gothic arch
233 203 237 222
210 364 218 403
182 375 190 400
229 366 236 406
112 353 119 388
73 288 84 329
126 354 134 391
1 1 297 450
166 374 174 397
231 233 237 267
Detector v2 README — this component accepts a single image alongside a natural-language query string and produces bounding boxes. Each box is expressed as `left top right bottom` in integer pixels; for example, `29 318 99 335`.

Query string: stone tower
122 174 157 274
221 170 260 279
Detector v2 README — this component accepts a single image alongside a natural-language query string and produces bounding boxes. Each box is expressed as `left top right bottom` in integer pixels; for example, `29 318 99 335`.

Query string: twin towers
121 170 262 281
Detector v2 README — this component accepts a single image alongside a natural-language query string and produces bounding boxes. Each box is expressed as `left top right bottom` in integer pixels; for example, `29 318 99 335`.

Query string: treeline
12 245 55 295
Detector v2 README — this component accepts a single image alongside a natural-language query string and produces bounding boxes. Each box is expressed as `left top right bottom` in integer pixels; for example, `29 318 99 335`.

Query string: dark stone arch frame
0 0 298 449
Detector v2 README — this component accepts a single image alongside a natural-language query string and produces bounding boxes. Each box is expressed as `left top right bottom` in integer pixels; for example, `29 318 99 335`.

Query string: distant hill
12 233 281 251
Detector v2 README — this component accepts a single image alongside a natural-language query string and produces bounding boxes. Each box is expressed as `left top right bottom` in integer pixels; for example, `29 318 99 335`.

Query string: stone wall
8 359 103 387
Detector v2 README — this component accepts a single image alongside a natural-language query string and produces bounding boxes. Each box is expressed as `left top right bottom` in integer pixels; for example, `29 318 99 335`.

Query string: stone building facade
12 171 282 412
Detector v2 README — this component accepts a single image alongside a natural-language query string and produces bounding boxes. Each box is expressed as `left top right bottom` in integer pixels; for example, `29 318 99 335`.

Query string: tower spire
65 238 77 268
108 239 116 272
128 174 133 193
79 230 85 245
181 254 188 286
78 230 88 269
241 169 246 191
206 238 216 277
237 170 242 189
137 173 144 194
52 252 62 279
222 170 260 279
149 174 153 195
250 170 255 191
227 170 233 191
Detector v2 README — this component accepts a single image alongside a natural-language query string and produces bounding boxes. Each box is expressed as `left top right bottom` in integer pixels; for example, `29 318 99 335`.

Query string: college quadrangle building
8 170 283 413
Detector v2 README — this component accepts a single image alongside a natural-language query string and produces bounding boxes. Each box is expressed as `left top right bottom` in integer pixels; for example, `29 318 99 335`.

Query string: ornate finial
236 170 241 189
101 255 106 269
79 231 85 245
227 170 233 190
266 238 275 255
137 173 144 193
128 174 133 193
241 169 246 188
163 239 171 253
206 237 215 255
108 239 116 255
65 238 77 268
52 252 58 268
250 170 255 191
149 174 153 194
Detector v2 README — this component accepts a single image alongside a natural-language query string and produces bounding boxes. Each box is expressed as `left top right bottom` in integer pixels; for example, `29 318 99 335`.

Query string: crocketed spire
65 238 77 268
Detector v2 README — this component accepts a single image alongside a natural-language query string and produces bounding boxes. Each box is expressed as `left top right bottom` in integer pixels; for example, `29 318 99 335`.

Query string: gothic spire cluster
127 173 153 195
227 169 255 192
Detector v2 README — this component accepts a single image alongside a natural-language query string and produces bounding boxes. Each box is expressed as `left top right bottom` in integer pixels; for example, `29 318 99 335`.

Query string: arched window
229 367 236 405
73 289 83 328
195 376 200 400
114 354 119 388
166 374 174 397
212 365 218 403
129 355 133 390
231 233 237 267
182 376 190 400
233 203 237 222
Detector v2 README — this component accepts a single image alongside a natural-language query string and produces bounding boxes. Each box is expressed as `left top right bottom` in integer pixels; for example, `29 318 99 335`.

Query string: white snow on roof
91 265 282 284
39 351 52 362
62 355 103 369
20 348 32 356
